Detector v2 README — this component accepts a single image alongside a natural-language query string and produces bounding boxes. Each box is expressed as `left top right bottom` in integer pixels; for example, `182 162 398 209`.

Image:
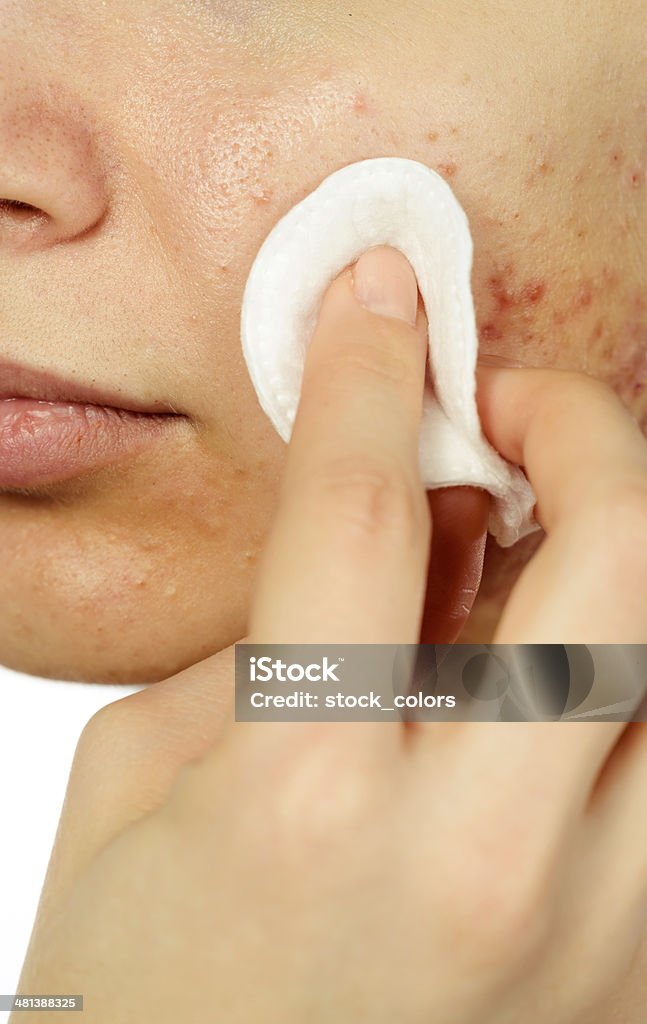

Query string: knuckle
313 455 426 543
74 703 124 766
266 730 377 849
71 697 169 808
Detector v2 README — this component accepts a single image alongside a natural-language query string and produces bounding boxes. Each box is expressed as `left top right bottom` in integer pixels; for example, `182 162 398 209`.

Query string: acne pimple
352 91 369 115
478 265 550 346
251 187 274 205
521 280 547 305
609 336 647 402
596 292 647 407
480 262 634 348
525 155 556 186
552 278 598 326
480 322 503 343
630 168 644 188
437 160 458 177
573 279 594 309
427 130 439 143
591 318 605 342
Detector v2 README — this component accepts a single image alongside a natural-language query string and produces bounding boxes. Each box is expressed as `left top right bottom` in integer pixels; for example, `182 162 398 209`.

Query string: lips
0 359 187 489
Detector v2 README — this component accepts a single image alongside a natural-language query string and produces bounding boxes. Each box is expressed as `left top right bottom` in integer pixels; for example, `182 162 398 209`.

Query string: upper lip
0 358 182 415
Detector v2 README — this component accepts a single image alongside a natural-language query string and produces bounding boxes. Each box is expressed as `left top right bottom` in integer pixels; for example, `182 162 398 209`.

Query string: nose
0 80 110 251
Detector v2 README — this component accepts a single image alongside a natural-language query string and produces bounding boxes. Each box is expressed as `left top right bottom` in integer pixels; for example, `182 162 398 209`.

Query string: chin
0 612 233 685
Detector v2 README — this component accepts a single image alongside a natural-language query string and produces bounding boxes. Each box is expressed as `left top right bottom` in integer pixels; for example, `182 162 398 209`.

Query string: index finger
248 246 431 645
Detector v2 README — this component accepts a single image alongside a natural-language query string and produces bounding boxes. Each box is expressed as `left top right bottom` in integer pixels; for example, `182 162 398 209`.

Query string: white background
0 665 143 1021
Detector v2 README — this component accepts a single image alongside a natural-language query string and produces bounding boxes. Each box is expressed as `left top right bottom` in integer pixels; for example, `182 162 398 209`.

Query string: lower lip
0 398 185 488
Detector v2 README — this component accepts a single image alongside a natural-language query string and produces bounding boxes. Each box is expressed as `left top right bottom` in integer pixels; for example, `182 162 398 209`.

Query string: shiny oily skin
0 0 645 683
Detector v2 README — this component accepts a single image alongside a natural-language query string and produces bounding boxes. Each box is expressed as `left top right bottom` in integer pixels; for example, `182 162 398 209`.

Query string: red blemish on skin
489 271 515 311
353 92 368 115
488 267 547 313
552 277 602 326
610 148 624 166
591 318 605 343
521 280 547 305
252 188 274 205
437 160 458 177
481 322 503 343
630 168 645 188
608 323 647 403
525 158 555 187
573 279 594 309
479 267 549 345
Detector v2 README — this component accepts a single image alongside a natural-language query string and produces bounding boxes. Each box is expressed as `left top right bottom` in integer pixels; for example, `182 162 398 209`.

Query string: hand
14 248 647 1023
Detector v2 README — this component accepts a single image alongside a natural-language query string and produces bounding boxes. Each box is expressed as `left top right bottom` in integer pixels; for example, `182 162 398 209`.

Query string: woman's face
1 0 645 682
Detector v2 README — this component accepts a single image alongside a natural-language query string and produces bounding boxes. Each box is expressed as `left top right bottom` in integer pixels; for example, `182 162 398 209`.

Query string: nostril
0 198 44 217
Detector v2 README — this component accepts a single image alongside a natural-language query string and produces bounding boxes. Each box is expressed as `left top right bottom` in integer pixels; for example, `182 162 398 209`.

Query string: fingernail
352 246 419 325
477 352 528 369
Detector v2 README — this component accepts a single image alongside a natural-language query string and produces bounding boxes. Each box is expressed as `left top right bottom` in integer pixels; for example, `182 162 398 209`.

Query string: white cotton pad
240 157 540 547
